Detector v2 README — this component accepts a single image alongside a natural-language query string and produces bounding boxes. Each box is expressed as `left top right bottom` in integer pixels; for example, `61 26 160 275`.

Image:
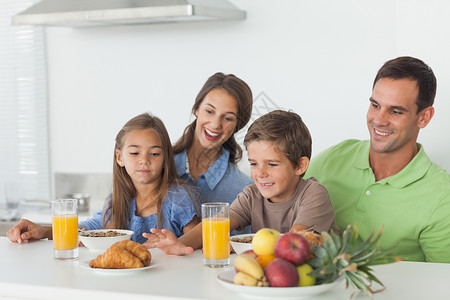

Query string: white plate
217 270 341 300
80 259 156 275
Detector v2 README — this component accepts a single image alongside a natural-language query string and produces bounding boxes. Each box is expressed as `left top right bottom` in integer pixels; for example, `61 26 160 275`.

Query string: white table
0 237 449 300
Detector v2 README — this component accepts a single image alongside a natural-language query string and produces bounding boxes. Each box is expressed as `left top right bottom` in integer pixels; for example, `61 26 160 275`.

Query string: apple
252 228 281 255
265 258 299 287
274 232 310 266
296 263 316 286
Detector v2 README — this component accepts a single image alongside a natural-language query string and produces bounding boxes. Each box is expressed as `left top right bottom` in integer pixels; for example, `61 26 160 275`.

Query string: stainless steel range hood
12 0 246 27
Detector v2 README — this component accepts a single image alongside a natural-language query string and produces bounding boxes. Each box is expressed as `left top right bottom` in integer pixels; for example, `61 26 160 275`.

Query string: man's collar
353 142 431 187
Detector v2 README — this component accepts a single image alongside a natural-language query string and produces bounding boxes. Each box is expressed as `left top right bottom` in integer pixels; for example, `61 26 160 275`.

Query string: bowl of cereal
230 233 255 254
78 229 134 251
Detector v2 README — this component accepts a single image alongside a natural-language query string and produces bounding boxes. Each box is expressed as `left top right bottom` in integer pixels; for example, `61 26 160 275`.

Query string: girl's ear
116 149 124 167
295 156 310 176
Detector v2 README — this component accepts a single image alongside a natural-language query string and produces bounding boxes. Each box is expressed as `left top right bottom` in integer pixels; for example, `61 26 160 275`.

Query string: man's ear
295 156 310 176
116 149 124 167
418 106 434 129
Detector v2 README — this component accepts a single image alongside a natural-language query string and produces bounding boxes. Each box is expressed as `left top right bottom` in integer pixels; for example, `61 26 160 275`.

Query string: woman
173 72 253 234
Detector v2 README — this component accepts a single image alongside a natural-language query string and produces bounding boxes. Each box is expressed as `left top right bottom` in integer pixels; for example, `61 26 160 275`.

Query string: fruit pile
233 225 402 298
233 228 319 287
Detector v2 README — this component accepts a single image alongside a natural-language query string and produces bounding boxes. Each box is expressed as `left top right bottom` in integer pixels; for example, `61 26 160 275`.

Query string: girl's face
194 88 238 150
247 140 303 203
116 129 164 189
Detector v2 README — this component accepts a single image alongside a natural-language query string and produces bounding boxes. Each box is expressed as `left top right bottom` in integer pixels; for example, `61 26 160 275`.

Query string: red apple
274 232 310 266
265 258 299 287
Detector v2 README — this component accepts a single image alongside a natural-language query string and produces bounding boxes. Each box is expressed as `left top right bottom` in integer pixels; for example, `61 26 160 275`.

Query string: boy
144 110 338 255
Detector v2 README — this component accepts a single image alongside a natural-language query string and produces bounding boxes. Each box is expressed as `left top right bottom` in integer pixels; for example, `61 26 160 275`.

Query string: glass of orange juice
52 199 79 260
202 202 230 267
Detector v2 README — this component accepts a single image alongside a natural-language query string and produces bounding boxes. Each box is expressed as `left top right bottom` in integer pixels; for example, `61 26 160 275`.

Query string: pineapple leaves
307 224 400 299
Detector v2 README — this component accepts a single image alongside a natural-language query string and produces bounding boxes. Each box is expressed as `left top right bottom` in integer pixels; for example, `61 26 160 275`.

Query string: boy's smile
247 140 302 203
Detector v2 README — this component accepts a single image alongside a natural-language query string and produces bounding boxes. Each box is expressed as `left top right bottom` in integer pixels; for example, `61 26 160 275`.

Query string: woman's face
194 88 238 150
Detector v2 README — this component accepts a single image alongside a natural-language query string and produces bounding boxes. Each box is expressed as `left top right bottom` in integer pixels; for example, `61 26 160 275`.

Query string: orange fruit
256 253 276 269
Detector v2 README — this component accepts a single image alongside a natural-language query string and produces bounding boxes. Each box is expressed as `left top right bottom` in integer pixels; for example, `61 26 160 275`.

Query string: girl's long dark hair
104 113 199 230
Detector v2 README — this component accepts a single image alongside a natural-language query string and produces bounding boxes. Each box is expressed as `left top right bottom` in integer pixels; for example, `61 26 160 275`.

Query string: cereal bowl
78 229 134 251
230 233 255 254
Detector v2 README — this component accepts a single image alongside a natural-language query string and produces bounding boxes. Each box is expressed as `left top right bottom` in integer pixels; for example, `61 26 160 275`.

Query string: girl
79 113 201 243
7 113 200 245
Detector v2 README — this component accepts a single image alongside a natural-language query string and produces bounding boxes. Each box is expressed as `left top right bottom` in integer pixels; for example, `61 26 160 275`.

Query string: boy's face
247 140 303 203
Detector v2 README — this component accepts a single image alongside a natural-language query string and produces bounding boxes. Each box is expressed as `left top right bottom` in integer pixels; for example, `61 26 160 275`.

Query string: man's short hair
373 56 437 113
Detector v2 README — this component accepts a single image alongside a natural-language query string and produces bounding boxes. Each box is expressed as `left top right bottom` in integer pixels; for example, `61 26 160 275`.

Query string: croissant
114 240 151 267
89 240 151 269
89 245 143 269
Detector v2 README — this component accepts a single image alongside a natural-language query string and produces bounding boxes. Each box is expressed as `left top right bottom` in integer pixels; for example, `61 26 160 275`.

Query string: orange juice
202 217 230 260
52 215 78 250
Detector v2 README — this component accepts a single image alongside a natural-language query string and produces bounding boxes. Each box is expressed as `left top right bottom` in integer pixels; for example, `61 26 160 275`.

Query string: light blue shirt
79 185 201 244
174 148 253 234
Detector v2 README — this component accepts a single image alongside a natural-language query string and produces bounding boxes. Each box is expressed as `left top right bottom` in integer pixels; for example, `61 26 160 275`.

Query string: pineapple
307 224 402 298
296 229 323 259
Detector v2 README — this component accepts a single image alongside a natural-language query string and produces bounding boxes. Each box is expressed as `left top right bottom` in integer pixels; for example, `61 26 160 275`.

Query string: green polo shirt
305 139 450 262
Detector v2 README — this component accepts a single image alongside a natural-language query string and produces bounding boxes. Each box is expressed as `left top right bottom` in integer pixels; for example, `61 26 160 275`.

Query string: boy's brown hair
243 110 312 169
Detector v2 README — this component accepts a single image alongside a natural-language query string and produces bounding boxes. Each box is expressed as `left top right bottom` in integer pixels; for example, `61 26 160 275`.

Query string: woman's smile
203 128 222 141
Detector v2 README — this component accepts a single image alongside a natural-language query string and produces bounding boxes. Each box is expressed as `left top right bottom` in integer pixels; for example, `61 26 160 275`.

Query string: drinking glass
52 199 79 260
202 202 230 267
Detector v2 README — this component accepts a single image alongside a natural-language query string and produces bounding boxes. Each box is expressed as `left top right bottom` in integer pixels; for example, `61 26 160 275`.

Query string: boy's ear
295 156 310 176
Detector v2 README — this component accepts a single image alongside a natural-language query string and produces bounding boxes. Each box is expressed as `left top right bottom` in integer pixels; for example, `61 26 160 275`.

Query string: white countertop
1 237 450 300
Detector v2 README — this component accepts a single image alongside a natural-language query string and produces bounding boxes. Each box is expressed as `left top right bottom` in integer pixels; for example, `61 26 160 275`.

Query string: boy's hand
143 229 194 256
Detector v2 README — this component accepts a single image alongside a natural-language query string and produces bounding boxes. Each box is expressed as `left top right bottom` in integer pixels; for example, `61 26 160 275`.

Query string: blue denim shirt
79 185 201 244
174 147 253 234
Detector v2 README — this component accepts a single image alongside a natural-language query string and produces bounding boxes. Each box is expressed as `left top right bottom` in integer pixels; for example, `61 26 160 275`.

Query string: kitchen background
1 0 450 226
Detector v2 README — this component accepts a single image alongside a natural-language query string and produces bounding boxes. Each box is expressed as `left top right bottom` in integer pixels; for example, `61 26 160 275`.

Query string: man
305 56 450 262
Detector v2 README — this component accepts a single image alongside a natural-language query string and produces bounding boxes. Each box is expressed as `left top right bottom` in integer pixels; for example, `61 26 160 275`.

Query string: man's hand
6 219 52 244
143 228 194 255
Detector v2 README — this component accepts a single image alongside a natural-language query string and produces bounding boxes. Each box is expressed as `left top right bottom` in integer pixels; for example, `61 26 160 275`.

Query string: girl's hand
6 219 51 244
143 229 194 256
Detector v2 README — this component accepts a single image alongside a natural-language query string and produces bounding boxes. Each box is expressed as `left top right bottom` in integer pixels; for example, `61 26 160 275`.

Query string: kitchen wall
46 0 450 187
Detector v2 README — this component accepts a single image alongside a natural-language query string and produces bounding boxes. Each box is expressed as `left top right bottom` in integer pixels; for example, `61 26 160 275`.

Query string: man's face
366 77 423 155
